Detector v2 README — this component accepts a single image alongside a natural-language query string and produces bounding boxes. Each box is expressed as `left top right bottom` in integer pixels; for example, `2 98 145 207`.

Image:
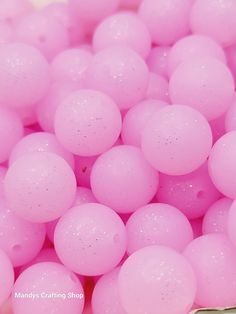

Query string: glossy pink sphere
147 46 170 78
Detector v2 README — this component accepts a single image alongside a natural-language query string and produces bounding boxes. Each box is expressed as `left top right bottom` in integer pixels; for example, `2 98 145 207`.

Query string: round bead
0 249 14 306
0 0 32 26
141 105 212 175
147 46 170 78
120 0 141 8
146 73 169 102
74 155 97 188
227 199 236 247
0 23 15 45
225 98 236 132
4 152 76 223
73 187 96 206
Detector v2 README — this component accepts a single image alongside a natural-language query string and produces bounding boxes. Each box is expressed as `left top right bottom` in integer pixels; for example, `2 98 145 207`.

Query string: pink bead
0 23 15 45
51 49 92 88
183 234 236 307
208 131 236 198
37 81 77 133
4 152 76 223
126 203 193 254
16 105 37 127
91 145 159 213
122 99 167 147
55 89 122 156
157 163 221 219
168 34 226 77
169 57 235 121
0 0 32 26
9 132 74 169
54 203 127 276
138 0 192 45
147 46 170 78
190 217 203 239
93 12 151 59
0 200 45 267
118 246 196 314
146 72 169 102
0 107 23 163
226 44 236 83
225 98 236 132
74 155 97 188
227 199 236 247
12 262 84 314
17 12 69 60
120 0 141 8
0 249 14 306
190 0 236 47
0 166 7 198
203 197 232 234
92 267 126 314
46 219 58 243
73 187 96 206
141 105 212 175
0 43 51 108
86 46 149 110
209 114 226 143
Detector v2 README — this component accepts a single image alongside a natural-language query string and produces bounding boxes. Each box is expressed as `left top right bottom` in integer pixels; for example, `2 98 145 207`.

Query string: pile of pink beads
2 0 236 313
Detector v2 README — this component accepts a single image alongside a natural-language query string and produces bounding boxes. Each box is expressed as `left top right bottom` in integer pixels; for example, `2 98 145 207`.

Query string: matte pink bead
210 114 226 143
91 145 159 213
190 217 203 239
12 262 84 314
184 234 236 307
139 0 192 45
225 98 236 132
74 155 97 188
146 72 169 102
157 163 221 219
203 197 232 234
0 166 7 198
190 0 236 47
16 105 37 127
126 203 193 254
226 44 236 83
73 187 96 206
86 46 149 110
169 57 235 121
4 152 76 223
118 246 196 314
0 23 15 45
147 46 170 78
0 43 51 108
54 203 127 276
0 249 14 306
227 199 236 247
0 0 32 26
46 219 58 244
120 0 142 8
141 105 212 175
55 89 122 156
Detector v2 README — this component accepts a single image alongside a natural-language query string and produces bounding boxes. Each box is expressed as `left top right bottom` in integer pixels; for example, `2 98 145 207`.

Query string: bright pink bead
46 219 58 243
168 34 226 77
126 203 193 254
146 72 169 102
74 155 97 188
0 0 32 26
122 99 167 147
147 46 170 78
0 43 51 108
54 203 127 276
86 46 149 110
227 199 236 247
184 234 236 307
203 197 232 234
190 0 236 47
208 131 236 198
93 12 151 59
4 152 76 223
119 246 196 314
9 132 74 169
17 12 69 60
73 187 96 206
157 163 221 219
138 0 192 45
92 267 126 314
225 98 236 132
12 262 84 314
0 249 14 306
0 23 15 45
169 57 235 121
55 89 122 156
91 145 159 213
190 217 203 239
141 105 212 175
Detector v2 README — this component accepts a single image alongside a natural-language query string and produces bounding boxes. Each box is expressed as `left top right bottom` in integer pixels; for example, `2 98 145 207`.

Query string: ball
227 199 236 247
225 98 236 132
0 249 14 306
147 46 170 78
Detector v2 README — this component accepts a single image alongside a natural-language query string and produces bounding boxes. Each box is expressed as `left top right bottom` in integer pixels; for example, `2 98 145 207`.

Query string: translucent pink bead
9 132 74 169
54 203 127 276
55 89 122 156
169 57 235 121
51 49 92 88
0 0 32 26
91 145 159 213
138 0 192 45
4 152 76 223
190 0 236 47
37 81 77 133
12 262 84 314
225 98 236 132
122 99 167 147
0 249 14 306
93 12 151 59
92 267 126 314
17 12 69 60
86 46 149 110
203 197 232 234
0 23 15 45
147 46 170 78
227 199 236 247
190 217 203 239
146 72 169 102
208 131 236 198
157 163 221 219
168 34 226 77
0 43 51 108
118 246 196 314
74 155 97 188
0 107 23 163
141 105 212 175
73 187 96 206
126 203 193 254
0 200 45 267
183 234 236 307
